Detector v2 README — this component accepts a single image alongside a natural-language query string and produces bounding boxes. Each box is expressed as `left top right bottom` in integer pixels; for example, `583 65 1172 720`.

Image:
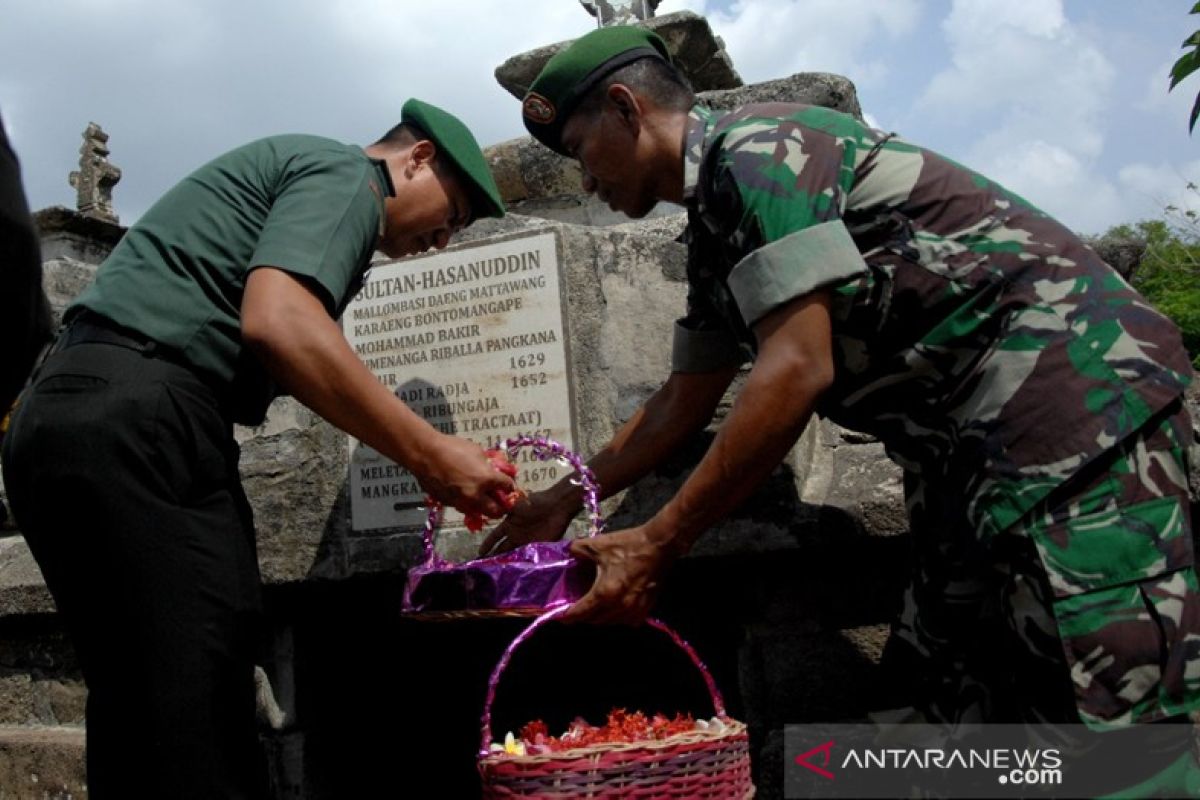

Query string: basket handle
478 605 728 757
420 435 603 564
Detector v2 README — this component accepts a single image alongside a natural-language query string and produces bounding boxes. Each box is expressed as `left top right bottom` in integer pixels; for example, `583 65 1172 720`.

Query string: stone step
0 725 86 799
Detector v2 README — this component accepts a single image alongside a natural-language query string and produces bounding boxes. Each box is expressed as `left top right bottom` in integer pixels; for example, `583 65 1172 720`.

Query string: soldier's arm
241 266 514 518
479 364 739 554
562 288 833 624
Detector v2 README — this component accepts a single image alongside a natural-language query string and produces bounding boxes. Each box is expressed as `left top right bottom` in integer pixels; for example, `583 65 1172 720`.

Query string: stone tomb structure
1 10 1196 799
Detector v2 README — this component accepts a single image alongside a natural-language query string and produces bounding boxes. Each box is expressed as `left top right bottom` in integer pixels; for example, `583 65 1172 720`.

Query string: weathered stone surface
494 10 741 100
0 540 54 616
0 676 38 727
234 400 350 583
483 138 687 227
649 11 742 92
698 71 864 120
0 675 82 728
0 618 85 729
609 212 688 241
33 207 123 265
43 682 85 728
1086 234 1146 279
485 139 655 225
451 213 546 244
0 726 86 799
804 421 908 537
40 259 98 326
485 137 583 205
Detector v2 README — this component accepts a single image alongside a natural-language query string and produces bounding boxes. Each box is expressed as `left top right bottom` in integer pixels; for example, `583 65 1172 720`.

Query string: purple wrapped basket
401 436 602 620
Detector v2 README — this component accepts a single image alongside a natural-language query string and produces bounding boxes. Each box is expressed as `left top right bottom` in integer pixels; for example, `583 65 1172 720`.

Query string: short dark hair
574 57 695 121
374 122 420 146
372 122 454 178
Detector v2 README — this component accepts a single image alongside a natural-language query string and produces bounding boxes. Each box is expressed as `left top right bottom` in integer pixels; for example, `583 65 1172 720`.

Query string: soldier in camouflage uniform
489 26 1200 732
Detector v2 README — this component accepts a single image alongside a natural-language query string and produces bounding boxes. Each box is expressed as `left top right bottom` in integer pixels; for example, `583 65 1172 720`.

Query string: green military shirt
675 102 1198 726
72 134 391 424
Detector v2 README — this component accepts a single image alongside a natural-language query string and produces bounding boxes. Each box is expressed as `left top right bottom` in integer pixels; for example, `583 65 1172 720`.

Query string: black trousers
1 339 268 799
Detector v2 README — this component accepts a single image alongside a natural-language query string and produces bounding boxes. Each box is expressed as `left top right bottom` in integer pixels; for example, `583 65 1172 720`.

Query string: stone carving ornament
579 0 660 27
68 122 121 223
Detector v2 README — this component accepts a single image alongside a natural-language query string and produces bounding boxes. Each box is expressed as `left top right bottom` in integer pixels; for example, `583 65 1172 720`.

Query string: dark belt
46 309 258 422
57 310 168 358
51 312 234 412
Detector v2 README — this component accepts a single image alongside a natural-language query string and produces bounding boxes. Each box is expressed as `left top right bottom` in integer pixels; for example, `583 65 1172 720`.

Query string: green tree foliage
1106 193 1200 368
1171 2 1200 133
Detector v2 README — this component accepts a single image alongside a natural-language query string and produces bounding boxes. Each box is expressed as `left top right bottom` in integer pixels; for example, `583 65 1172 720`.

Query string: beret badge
522 93 556 124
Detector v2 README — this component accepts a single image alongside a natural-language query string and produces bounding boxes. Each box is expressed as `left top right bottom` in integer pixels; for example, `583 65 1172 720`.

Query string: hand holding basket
401 436 602 620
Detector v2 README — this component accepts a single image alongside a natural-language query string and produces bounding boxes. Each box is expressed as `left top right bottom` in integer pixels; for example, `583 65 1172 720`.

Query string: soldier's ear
606 84 643 134
405 139 438 176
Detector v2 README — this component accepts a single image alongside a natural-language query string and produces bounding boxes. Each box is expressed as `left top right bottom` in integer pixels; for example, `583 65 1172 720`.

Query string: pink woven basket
477 605 755 799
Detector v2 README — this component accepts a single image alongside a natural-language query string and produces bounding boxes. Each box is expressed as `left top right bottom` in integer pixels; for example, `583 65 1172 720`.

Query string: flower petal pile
490 708 726 756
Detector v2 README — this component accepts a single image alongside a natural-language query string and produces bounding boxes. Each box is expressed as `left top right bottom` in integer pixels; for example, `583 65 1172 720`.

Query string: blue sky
2 0 1197 235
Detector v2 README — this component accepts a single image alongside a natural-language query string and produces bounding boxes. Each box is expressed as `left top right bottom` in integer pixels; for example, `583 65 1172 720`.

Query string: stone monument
580 0 660 27
68 122 121 224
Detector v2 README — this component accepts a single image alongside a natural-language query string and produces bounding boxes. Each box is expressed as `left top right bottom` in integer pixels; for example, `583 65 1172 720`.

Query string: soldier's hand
478 488 578 556
416 433 516 519
560 526 671 626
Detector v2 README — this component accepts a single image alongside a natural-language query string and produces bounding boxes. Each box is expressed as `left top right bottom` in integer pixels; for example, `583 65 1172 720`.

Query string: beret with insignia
522 26 671 155
402 98 505 220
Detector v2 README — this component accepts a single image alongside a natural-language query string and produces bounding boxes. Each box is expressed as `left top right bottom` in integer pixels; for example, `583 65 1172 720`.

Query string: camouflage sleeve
727 220 867 326
713 113 865 326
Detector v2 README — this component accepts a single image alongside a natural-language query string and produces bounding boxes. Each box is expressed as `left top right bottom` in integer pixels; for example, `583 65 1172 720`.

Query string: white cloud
684 0 923 88
943 0 1066 43
1118 159 1200 225
909 0 1125 232
1 0 595 219
919 0 1111 154
1138 56 1199 133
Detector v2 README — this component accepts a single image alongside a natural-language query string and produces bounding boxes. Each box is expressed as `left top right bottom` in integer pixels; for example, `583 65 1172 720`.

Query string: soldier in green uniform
1 99 513 799
488 26 1200 748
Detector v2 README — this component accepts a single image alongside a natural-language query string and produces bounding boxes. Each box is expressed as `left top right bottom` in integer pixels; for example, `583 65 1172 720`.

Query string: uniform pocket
33 373 110 394
1028 496 1200 726
1035 495 1190 598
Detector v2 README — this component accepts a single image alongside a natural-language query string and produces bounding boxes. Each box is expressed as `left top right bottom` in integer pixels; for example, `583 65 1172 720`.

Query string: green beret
401 98 505 220
522 26 671 155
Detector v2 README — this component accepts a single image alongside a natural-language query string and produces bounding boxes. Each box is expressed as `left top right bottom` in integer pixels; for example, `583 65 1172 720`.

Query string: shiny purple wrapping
401 540 596 615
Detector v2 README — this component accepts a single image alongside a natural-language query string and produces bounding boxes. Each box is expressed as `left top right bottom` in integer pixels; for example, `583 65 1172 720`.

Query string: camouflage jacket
675 103 1194 539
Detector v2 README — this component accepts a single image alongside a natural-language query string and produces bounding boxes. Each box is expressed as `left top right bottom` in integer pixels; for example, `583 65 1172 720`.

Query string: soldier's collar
682 104 719 205
367 157 397 238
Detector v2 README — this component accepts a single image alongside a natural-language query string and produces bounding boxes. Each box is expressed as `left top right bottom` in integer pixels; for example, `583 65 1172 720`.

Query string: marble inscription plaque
344 231 575 531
